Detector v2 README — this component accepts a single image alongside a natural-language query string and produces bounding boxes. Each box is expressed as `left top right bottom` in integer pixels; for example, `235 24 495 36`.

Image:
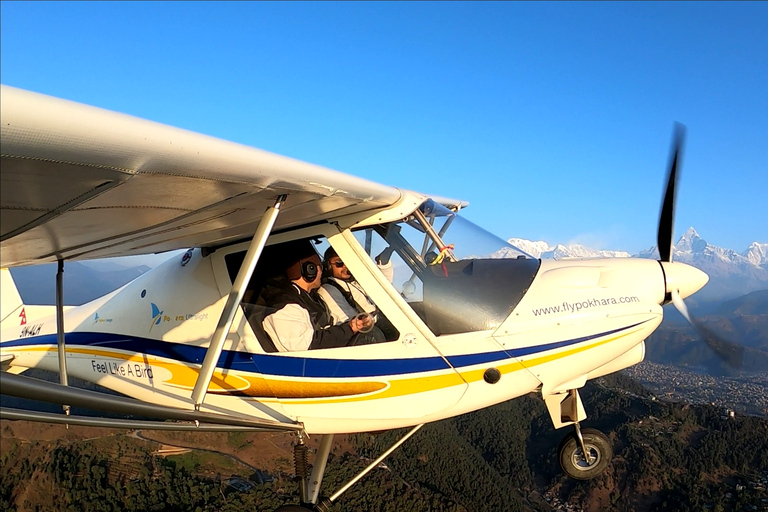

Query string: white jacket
317 278 374 324
317 261 393 325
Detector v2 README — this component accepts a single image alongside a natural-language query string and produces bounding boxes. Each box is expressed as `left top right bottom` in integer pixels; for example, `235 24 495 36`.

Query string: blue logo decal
150 303 164 330
181 248 193 267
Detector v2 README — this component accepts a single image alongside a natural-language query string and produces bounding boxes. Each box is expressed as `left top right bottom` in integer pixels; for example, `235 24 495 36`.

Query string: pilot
317 246 397 342
261 244 373 352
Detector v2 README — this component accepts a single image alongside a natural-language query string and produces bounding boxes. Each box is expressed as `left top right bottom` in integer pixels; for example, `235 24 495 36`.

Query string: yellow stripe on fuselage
9 325 642 404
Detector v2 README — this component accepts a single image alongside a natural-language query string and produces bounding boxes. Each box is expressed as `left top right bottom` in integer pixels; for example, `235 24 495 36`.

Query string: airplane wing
1 85 407 267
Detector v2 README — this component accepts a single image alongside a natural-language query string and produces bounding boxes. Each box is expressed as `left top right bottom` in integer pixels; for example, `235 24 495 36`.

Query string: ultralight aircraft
0 85 737 511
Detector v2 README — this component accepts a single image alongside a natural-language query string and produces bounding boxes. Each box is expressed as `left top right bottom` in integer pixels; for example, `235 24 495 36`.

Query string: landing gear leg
306 434 334 510
572 423 593 465
274 425 424 512
557 423 612 480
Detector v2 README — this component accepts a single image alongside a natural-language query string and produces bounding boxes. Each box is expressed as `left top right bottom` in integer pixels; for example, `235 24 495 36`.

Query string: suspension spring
293 442 309 479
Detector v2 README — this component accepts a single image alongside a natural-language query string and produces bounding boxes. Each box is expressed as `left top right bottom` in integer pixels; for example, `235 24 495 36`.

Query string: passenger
317 246 398 342
262 245 372 352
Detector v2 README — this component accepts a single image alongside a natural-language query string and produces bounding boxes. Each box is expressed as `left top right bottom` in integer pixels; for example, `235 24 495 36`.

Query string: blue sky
2 1 766 256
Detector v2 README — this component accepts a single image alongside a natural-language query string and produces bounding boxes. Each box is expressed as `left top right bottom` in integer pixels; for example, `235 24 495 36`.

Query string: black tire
558 428 613 480
274 506 312 512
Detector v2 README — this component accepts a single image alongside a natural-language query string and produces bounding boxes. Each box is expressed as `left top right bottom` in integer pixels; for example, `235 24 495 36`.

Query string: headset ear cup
323 259 332 277
301 261 318 282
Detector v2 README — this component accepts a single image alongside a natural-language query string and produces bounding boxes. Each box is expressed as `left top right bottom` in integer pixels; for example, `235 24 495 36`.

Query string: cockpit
353 199 540 335
226 198 541 351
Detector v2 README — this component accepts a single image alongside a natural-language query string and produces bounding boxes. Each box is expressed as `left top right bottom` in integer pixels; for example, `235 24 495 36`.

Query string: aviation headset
322 247 337 278
322 258 334 278
301 260 319 282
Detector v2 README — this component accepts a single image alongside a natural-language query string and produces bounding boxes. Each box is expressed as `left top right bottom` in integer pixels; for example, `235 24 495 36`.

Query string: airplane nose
660 261 709 300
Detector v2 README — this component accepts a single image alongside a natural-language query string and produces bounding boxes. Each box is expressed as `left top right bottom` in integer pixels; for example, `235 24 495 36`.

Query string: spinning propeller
656 124 744 368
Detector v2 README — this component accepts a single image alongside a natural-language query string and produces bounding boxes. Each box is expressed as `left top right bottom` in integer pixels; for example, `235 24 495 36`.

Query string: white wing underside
1 85 413 267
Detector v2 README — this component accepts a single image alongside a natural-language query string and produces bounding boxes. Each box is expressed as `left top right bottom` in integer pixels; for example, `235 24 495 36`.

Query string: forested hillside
645 289 768 375
2 373 767 512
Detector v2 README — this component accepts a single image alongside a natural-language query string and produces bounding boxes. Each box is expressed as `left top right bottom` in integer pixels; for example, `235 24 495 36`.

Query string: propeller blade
669 289 693 324
670 289 744 369
656 127 741 369
695 323 745 369
657 124 686 263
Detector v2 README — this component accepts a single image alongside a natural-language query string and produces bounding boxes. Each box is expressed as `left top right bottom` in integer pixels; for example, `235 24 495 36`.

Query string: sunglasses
331 260 346 268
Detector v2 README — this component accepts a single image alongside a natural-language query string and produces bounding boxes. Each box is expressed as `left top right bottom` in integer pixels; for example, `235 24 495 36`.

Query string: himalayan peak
636 227 767 268
506 239 630 260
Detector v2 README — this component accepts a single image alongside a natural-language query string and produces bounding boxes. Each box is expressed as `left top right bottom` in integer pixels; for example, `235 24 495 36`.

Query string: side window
316 237 399 343
225 238 322 352
225 235 397 352
353 227 428 324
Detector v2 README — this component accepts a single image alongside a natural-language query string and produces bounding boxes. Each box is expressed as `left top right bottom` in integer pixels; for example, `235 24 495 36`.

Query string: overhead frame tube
412 208 457 262
191 195 287 408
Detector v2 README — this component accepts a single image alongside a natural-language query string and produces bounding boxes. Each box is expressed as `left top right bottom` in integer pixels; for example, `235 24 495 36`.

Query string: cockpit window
354 199 540 336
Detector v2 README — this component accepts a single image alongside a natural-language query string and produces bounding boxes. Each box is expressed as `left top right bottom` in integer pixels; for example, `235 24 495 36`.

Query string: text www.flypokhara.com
532 296 641 316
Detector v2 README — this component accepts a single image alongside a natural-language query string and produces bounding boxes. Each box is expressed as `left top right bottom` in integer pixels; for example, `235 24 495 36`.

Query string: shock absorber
294 435 309 503
294 440 309 479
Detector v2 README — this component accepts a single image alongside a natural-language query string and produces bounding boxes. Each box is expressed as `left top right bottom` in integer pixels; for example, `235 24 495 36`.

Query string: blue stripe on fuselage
1 321 646 379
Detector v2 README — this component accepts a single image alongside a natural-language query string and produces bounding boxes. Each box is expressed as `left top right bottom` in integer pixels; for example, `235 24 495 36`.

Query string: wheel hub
571 443 601 470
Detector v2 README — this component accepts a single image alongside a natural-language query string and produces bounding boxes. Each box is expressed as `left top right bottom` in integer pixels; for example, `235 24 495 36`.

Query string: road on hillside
129 430 266 475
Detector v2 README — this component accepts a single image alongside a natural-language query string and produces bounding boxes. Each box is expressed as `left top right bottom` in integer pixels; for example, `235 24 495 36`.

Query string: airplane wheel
558 428 612 480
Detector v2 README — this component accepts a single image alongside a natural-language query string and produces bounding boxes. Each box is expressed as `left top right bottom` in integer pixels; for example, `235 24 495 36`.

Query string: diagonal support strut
191 194 287 409
327 424 423 504
56 259 70 416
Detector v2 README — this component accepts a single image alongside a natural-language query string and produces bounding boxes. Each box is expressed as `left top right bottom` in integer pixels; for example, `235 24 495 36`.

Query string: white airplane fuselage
0 230 707 434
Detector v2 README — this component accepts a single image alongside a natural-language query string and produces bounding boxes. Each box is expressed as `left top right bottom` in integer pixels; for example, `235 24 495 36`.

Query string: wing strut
56 259 70 416
191 194 287 409
1 372 302 431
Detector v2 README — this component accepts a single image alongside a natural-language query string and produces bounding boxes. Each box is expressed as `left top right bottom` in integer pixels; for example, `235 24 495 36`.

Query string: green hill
3 373 767 512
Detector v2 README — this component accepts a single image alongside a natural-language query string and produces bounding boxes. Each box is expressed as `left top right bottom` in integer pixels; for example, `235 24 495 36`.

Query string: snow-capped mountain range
508 239 631 260
508 228 768 300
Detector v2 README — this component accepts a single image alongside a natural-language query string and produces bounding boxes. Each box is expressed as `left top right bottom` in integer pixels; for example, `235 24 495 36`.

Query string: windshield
408 199 533 261
354 199 540 335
